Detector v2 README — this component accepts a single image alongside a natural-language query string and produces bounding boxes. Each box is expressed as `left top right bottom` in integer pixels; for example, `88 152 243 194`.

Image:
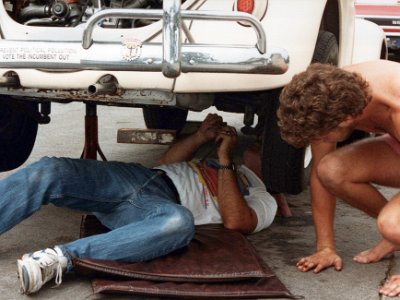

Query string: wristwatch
218 163 235 170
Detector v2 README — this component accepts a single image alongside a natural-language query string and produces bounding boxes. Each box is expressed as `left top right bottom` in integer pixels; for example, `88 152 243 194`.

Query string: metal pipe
87 82 117 95
0 75 19 87
81 9 266 53
182 10 266 53
162 0 181 78
19 4 51 22
82 9 163 49
182 21 195 43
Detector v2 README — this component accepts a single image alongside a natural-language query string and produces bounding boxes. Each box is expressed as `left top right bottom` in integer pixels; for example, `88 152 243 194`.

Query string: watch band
218 163 235 170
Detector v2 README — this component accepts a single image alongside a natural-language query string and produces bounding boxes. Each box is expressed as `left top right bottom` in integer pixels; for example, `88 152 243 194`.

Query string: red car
356 0 400 52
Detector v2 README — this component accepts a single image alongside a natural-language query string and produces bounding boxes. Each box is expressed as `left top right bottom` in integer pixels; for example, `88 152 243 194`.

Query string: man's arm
215 126 258 234
159 114 223 164
296 141 343 273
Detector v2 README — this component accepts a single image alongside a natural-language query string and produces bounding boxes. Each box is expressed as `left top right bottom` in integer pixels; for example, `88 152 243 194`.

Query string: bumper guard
0 0 289 78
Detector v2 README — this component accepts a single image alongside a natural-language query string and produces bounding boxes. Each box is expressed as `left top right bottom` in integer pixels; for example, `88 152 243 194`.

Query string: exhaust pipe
87 82 117 95
0 73 19 87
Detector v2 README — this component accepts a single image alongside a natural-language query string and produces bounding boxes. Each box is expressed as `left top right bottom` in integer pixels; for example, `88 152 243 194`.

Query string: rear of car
0 0 387 195
0 0 287 102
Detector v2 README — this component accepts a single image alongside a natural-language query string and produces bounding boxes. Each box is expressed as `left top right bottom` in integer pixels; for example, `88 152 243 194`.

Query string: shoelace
33 250 63 286
54 263 63 286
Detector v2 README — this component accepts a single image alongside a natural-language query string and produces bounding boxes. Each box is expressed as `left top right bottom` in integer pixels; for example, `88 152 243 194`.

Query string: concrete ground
0 102 399 300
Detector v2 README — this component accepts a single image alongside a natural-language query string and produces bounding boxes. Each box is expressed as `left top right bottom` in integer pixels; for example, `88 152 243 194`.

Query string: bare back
344 60 400 140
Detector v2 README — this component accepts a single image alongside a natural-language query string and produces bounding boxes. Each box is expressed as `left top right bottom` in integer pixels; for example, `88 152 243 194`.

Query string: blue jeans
0 157 195 272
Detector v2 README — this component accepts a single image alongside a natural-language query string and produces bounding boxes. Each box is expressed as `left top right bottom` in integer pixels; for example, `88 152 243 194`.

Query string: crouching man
278 60 400 297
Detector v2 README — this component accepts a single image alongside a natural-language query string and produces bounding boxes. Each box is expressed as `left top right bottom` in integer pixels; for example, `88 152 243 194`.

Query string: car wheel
260 31 338 194
312 31 338 64
261 89 306 194
142 107 188 134
0 99 38 171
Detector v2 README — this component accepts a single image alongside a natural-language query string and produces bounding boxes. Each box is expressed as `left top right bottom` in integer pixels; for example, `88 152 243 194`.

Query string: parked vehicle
0 0 387 194
356 0 400 53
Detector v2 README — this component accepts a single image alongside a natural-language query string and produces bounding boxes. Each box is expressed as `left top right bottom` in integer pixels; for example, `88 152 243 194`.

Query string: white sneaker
17 247 68 294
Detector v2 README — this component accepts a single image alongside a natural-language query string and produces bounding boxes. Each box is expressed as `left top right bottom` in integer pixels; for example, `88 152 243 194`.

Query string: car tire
260 31 338 194
142 107 188 134
0 99 38 171
261 89 306 194
312 31 338 64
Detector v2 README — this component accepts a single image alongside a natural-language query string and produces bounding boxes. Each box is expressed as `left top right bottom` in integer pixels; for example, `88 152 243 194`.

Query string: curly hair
277 63 371 148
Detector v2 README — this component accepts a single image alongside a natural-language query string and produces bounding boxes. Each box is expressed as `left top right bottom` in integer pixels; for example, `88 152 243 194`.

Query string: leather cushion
74 223 273 282
91 275 295 299
75 215 296 299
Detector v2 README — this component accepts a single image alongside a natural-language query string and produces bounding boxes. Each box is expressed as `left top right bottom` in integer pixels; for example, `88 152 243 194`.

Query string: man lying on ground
0 113 277 294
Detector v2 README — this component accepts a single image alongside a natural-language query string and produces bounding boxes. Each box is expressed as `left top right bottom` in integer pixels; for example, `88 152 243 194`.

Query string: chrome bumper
0 0 289 78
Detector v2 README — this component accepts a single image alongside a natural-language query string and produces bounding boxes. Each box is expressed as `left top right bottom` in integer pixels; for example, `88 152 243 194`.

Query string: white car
356 0 400 53
0 0 387 194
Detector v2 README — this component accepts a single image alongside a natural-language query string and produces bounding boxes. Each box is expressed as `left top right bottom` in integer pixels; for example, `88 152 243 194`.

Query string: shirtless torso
294 60 400 296
346 60 400 138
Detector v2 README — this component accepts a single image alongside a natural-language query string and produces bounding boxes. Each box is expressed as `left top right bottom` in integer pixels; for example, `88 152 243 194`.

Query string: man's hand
215 124 257 234
216 125 238 163
159 113 224 164
196 113 224 143
296 248 343 273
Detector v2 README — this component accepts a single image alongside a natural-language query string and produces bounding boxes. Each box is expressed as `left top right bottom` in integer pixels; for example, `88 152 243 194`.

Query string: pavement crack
379 255 397 300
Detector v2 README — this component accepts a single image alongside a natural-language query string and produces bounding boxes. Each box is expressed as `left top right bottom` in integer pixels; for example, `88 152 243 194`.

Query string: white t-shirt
156 162 277 233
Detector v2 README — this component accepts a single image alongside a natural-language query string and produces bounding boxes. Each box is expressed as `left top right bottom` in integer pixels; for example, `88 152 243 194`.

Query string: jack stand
80 103 107 161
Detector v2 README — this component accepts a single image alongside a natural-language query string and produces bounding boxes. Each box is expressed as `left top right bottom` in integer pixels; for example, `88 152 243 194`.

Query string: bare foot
297 248 342 273
380 275 400 297
273 193 293 217
353 239 399 264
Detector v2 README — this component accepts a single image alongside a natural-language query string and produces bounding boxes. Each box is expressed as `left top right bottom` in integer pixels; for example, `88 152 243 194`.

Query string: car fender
352 18 387 64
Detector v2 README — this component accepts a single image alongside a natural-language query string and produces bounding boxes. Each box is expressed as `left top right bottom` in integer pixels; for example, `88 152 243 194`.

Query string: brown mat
75 215 296 299
91 276 293 299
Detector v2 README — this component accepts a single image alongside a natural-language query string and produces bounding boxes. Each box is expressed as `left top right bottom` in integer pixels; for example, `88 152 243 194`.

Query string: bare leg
273 193 293 217
318 141 392 218
317 138 400 262
243 141 263 179
354 192 400 264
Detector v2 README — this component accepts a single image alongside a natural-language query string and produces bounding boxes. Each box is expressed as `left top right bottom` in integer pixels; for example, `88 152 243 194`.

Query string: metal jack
241 106 256 135
80 103 107 160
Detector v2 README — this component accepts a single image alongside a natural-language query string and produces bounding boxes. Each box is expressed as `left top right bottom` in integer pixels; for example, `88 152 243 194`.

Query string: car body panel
353 18 387 64
0 0 386 104
356 0 400 51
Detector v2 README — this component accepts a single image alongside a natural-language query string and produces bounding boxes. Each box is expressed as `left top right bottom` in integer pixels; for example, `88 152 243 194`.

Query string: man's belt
154 169 180 204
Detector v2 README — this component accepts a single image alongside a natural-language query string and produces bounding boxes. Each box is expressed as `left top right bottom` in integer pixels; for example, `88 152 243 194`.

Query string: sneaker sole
17 259 29 293
17 258 40 294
